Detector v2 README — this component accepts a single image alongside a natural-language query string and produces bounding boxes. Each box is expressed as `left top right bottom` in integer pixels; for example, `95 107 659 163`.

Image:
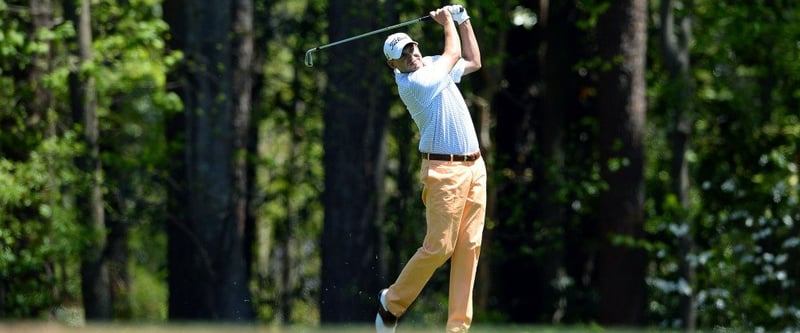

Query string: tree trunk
595 0 648 325
29 0 54 135
164 0 255 321
275 68 303 324
320 0 390 322
232 0 254 271
232 0 256 317
492 0 574 321
106 201 132 319
540 0 582 323
30 0 60 318
469 2 508 315
527 0 567 320
490 2 542 322
65 0 111 320
659 0 696 330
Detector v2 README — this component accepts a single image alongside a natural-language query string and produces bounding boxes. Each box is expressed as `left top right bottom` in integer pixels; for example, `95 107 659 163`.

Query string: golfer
376 5 485 333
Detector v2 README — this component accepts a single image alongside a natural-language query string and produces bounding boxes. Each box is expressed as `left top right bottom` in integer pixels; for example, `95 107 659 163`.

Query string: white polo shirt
395 56 479 155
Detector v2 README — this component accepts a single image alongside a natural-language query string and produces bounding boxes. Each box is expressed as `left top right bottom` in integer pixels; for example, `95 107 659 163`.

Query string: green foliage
0 0 175 319
129 257 167 320
0 0 86 317
89 0 176 320
576 0 610 30
250 0 326 323
2 0 800 329
0 134 84 317
645 0 800 331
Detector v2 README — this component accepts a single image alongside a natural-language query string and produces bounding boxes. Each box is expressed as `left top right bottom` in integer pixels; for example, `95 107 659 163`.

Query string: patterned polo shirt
394 56 479 155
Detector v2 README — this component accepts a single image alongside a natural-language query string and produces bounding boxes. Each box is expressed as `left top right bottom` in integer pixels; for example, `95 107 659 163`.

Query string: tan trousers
384 156 487 333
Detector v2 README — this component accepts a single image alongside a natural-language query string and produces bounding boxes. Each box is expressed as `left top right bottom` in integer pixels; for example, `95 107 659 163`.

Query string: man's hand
429 7 454 26
447 5 470 25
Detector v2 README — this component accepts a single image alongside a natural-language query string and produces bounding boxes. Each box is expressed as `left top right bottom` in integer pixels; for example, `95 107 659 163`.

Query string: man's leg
446 159 487 333
383 160 473 317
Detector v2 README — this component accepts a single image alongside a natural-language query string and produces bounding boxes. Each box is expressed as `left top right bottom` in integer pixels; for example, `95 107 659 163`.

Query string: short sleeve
426 55 466 83
450 59 466 83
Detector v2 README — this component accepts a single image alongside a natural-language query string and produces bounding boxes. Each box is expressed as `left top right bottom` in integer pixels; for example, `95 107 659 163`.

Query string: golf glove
447 5 470 25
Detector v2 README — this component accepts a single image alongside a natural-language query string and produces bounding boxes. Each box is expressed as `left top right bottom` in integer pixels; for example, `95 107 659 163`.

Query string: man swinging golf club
376 5 485 333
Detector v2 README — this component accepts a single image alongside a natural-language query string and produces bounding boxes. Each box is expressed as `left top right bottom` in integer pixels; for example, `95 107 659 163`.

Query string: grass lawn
0 322 723 333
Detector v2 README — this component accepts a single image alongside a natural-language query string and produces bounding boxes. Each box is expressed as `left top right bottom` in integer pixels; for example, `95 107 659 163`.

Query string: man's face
388 43 422 73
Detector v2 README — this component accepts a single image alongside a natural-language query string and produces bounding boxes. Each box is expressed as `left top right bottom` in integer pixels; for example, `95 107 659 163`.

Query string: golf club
304 7 464 67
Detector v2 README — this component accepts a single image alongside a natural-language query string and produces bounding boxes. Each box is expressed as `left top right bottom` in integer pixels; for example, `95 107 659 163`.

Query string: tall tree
233 0 255 271
163 0 255 321
659 0 696 330
594 0 648 325
538 0 588 323
64 0 111 320
466 0 510 316
489 0 590 323
29 0 54 138
320 0 391 322
0 0 65 318
232 0 257 318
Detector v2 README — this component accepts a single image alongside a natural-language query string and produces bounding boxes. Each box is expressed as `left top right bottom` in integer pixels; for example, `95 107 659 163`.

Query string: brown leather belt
421 151 481 162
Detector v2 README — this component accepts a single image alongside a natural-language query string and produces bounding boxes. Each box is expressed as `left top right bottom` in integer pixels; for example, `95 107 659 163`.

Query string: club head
305 49 315 67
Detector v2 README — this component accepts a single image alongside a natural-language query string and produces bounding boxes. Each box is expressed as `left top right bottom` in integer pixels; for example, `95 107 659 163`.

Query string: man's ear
386 60 396 69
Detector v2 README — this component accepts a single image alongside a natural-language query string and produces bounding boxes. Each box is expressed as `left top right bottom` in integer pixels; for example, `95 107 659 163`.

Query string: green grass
0 322 747 333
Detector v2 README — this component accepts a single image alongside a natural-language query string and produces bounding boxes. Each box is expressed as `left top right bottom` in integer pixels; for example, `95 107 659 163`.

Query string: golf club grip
425 6 463 21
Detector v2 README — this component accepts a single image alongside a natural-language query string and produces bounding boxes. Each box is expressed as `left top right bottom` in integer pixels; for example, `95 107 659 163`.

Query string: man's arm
430 7 461 72
446 5 481 75
458 19 482 75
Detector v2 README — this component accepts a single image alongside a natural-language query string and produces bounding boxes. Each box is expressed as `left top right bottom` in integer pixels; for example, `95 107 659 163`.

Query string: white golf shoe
375 289 397 333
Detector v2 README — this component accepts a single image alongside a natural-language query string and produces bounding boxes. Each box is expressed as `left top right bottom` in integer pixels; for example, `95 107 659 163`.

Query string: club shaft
305 15 431 67
318 15 430 51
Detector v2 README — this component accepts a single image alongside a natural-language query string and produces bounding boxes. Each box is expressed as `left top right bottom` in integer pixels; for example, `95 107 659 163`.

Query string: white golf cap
383 32 418 60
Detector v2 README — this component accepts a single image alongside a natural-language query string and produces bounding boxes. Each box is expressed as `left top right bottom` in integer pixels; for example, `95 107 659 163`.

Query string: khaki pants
384 156 487 333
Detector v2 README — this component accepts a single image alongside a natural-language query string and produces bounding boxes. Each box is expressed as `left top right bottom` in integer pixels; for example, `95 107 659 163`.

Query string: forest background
1 0 799 332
